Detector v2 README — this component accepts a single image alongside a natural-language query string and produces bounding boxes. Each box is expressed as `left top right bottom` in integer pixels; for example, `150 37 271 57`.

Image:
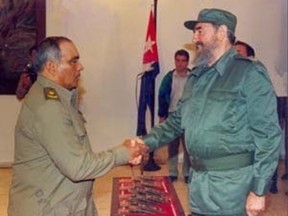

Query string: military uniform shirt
9 75 130 216
144 49 281 215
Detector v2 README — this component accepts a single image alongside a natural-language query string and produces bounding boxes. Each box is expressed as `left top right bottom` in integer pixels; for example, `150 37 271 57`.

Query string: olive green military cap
184 8 237 33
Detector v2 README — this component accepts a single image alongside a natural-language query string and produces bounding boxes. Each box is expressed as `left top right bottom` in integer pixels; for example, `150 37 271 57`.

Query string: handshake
123 138 148 165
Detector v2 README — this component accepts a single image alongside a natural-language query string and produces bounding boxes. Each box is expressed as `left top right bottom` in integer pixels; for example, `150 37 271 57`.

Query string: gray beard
192 38 218 66
192 47 214 66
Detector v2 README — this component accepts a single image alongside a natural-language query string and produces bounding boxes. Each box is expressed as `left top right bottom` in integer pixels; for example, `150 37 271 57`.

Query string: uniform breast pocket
74 123 87 142
71 114 87 143
203 90 238 130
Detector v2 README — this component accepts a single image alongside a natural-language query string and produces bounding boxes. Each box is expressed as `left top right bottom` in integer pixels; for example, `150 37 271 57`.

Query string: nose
192 32 198 44
78 62 84 72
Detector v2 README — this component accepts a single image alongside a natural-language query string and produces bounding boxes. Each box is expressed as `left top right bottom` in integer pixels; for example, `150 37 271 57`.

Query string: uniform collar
191 48 236 77
174 68 190 77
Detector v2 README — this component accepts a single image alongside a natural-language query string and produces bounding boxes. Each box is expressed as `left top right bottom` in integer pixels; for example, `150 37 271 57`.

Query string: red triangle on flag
143 10 159 65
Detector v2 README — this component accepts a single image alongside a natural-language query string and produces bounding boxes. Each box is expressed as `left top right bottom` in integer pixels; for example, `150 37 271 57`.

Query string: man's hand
246 192 266 216
123 138 148 165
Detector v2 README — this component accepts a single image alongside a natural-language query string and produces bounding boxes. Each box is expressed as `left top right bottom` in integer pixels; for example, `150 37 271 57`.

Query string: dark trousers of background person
276 97 288 180
284 107 288 178
282 108 288 180
270 97 287 193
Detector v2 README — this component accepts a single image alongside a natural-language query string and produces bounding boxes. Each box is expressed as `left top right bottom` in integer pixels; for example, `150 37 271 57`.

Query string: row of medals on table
116 176 180 215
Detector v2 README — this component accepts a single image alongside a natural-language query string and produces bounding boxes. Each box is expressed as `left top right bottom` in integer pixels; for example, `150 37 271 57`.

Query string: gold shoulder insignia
44 87 60 100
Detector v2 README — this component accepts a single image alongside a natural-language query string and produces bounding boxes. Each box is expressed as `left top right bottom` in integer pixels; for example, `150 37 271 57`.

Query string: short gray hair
33 36 72 73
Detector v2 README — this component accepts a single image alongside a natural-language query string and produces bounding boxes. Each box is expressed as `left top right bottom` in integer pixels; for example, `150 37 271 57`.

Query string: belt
190 152 254 171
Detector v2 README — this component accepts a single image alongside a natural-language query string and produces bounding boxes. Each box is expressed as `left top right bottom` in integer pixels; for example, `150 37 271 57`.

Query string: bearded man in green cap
134 8 281 216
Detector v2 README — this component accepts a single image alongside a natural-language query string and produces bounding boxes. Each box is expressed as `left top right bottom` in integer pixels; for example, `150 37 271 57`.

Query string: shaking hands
123 138 148 165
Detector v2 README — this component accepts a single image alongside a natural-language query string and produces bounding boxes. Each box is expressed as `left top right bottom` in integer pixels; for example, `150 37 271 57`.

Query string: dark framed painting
0 0 45 95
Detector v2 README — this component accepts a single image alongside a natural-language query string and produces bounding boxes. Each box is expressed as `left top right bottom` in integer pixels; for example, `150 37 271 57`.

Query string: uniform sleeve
243 63 282 195
34 101 129 182
144 100 184 151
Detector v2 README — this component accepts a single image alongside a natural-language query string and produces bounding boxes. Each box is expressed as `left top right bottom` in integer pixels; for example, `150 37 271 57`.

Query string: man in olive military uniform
8 36 147 216
136 8 281 216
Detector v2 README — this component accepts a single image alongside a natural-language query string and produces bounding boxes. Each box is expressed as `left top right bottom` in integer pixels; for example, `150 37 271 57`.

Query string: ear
42 60 57 77
217 25 228 40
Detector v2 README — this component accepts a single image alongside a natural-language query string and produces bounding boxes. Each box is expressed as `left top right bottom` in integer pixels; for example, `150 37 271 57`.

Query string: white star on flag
144 36 156 54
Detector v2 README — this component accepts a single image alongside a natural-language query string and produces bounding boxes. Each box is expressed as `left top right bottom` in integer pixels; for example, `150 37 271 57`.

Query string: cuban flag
136 9 160 136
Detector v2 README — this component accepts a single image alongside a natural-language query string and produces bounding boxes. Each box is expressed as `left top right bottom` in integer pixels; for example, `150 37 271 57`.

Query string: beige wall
0 0 287 165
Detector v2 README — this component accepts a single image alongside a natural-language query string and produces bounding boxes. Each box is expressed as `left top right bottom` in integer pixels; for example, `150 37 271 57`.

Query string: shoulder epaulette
234 54 254 62
44 87 60 100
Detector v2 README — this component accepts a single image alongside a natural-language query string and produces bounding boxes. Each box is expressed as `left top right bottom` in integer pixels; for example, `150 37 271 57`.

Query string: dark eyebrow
194 26 203 31
69 56 80 62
